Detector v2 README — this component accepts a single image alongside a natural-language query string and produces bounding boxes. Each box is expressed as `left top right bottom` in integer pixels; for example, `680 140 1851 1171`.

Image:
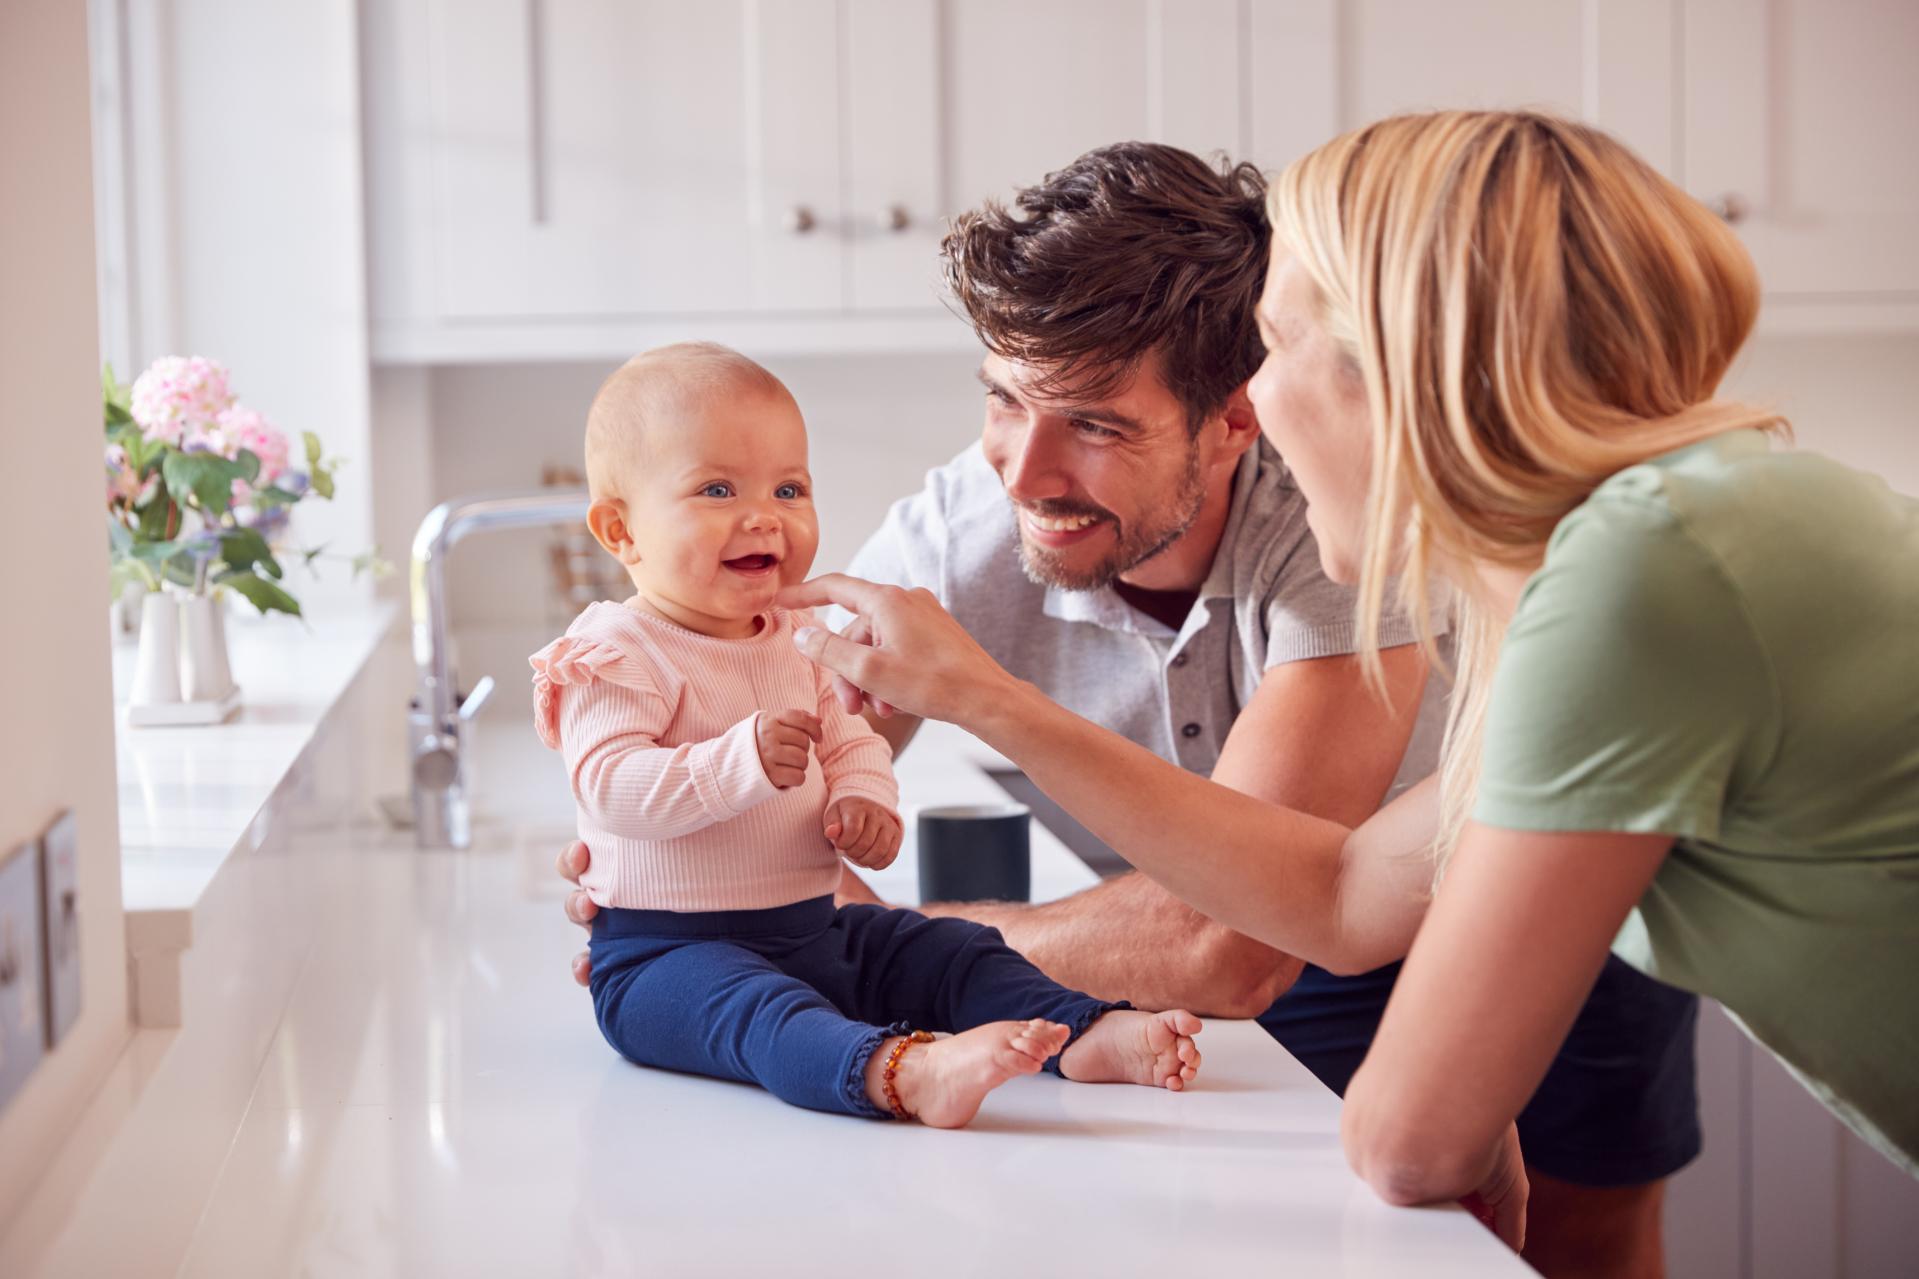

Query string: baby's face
621 387 818 635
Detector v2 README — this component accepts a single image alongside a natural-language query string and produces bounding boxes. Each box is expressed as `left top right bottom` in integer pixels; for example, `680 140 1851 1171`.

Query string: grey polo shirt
832 438 1446 794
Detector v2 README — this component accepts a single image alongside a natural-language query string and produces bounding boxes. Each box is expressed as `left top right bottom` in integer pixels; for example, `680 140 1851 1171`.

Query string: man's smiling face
978 350 1208 591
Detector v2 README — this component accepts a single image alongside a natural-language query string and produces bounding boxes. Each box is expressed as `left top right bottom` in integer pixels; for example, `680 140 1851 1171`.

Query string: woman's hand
778 575 1025 730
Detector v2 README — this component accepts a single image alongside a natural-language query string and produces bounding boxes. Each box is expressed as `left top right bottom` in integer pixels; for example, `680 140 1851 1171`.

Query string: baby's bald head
585 342 793 501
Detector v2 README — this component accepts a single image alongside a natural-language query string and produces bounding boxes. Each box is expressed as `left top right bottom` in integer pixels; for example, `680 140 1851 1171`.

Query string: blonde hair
585 342 789 500
1266 110 1786 870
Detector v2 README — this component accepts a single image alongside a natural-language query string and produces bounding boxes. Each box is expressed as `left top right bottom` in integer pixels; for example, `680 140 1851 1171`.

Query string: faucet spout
409 489 590 847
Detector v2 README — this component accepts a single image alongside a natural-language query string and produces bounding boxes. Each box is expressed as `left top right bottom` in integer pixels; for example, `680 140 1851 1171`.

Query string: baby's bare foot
1057 1008 1202 1090
868 1019 1070 1129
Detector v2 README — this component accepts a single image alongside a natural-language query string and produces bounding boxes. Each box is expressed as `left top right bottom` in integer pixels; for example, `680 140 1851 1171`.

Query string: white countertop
110 599 395 1021
26 619 1533 1276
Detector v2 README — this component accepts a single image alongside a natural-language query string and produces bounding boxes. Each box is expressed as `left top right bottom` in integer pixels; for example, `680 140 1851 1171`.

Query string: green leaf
162 451 245 518
309 463 335 501
220 570 302 618
235 447 261 484
108 559 146 601
130 538 181 563
218 527 274 575
303 431 323 469
252 485 301 507
107 516 133 557
136 491 173 541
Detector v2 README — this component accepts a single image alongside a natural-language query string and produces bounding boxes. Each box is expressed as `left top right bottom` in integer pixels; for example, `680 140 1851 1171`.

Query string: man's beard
1015 445 1206 592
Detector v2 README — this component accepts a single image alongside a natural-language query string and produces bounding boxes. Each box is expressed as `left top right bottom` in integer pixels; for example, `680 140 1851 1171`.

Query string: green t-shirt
1476 428 1919 1176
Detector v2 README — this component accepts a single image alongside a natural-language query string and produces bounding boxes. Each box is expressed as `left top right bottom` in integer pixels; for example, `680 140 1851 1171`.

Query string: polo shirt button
1170 653 1188 668
1181 722 1202 739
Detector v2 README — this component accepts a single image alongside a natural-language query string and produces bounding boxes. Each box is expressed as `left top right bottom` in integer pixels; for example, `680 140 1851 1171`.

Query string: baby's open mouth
723 553 779 575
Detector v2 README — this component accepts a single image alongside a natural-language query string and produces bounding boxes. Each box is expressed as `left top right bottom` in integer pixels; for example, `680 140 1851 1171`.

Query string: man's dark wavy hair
941 141 1271 434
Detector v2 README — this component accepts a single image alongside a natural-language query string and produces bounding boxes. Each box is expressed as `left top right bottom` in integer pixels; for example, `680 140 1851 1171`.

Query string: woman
780 110 1919 1239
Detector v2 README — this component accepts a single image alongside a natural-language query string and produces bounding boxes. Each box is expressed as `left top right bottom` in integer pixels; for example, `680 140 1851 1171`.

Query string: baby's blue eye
701 482 733 498
776 483 803 500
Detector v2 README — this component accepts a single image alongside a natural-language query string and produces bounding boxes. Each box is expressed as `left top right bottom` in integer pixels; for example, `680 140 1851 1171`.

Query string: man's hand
757 709 822 788
556 839 597 988
1461 1123 1529 1252
824 797 901 870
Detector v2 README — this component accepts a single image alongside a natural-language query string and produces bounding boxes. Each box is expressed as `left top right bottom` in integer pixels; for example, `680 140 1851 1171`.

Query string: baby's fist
756 709 821 789
824 798 901 870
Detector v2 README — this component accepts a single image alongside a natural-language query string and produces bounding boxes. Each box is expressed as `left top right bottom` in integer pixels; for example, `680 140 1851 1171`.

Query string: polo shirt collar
1037 441 1268 639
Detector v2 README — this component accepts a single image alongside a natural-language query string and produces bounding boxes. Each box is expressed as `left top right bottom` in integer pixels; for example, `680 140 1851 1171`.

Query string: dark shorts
1258 953 1701 1187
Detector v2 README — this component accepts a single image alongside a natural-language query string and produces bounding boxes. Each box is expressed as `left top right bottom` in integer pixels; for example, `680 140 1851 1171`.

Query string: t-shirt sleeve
1473 500 1778 840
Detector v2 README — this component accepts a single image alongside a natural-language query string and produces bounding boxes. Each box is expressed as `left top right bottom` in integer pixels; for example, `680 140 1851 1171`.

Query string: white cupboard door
1683 0 1919 299
426 0 842 321
937 1 1247 231
844 0 944 312
1247 0 1680 175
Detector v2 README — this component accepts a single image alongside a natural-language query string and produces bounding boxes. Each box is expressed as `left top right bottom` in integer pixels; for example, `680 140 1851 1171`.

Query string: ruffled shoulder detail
527 606 664 748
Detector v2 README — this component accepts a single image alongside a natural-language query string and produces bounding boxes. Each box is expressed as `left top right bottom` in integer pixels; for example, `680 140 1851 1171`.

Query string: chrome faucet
409 488 590 847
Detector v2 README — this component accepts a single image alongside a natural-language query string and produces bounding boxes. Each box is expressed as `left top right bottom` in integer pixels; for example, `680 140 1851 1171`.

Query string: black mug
916 804 1032 903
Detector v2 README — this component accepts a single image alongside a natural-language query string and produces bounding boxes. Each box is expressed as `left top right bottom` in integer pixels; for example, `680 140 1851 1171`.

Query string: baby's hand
756 709 821 789
824 797 901 870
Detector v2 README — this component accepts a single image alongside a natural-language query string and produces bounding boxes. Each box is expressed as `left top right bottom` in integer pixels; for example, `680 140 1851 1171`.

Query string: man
561 143 1698 1279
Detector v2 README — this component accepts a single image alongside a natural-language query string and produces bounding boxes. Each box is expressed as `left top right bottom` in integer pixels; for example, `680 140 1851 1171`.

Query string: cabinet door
1683 0 1919 299
1247 0 1679 174
425 0 842 320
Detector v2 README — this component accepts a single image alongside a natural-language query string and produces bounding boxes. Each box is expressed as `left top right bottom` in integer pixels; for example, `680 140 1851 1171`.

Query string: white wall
404 350 989 631
384 331 1919 634
1727 332 1919 497
0 0 131 1238
110 0 377 610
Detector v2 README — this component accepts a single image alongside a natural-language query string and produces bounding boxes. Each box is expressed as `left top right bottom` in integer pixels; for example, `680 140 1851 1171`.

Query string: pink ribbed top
531 602 898 911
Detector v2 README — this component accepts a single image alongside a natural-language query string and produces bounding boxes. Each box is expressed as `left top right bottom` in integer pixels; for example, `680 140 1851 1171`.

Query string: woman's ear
587 498 639 564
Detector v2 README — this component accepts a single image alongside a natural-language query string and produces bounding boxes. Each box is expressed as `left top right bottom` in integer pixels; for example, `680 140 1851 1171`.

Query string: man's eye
701 482 733 498
986 389 1016 408
1073 419 1118 440
775 483 804 500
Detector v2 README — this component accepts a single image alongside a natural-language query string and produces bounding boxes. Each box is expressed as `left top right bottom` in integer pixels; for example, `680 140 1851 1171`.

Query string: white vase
179 592 235 702
109 580 147 646
129 591 182 707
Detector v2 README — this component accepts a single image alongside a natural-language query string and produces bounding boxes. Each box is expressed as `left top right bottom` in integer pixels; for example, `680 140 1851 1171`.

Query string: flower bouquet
104 356 362 724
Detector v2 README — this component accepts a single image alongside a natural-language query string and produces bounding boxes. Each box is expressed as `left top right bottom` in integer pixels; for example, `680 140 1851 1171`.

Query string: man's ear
586 498 639 564
1212 383 1262 464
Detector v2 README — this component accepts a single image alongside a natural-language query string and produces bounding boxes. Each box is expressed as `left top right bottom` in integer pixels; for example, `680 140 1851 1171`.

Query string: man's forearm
917 871 1301 1017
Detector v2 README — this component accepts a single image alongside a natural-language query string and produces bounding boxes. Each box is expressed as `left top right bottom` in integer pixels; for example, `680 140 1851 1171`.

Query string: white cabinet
1682 0 1919 325
363 0 1919 362
388 0 839 322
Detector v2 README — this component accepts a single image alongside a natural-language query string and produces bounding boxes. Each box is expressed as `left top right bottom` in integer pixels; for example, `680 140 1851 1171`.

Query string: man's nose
999 423 1068 503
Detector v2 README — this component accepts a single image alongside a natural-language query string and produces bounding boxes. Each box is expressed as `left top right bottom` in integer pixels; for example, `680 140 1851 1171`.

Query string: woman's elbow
1340 1083 1483 1208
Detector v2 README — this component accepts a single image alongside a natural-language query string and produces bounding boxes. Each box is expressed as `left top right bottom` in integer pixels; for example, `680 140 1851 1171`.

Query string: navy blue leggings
588 896 1125 1118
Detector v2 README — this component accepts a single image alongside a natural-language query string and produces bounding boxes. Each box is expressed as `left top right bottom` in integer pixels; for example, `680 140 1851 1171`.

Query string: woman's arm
779 576 1439 968
1341 823 1672 1205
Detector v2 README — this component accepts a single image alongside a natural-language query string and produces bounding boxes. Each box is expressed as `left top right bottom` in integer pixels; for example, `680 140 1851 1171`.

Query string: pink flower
130 356 235 445
219 405 291 482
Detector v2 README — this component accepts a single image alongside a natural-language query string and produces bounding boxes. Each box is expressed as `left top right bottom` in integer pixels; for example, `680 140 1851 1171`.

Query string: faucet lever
458 676 495 722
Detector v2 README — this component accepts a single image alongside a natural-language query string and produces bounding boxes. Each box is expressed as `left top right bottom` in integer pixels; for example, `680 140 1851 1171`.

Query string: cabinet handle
1708 193 1750 225
784 206 818 235
879 204 911 233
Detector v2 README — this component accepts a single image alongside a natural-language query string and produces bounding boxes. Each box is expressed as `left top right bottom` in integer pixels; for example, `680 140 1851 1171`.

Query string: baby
531 342 1202 1126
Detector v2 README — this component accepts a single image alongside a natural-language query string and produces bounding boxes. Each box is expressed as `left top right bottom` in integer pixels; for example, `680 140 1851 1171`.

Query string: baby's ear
586 498 638 562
